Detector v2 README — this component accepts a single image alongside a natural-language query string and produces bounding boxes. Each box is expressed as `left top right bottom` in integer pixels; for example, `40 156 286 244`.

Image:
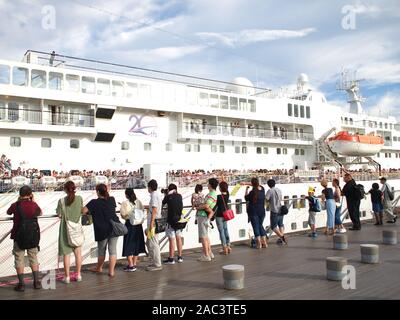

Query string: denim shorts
270 212 284 229
166 224 182 238
372 202 383 213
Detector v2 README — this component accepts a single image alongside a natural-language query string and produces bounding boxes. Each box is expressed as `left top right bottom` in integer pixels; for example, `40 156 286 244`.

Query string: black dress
122 220 146 257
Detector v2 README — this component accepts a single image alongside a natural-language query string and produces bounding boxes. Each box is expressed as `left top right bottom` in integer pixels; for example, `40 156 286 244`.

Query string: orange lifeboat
327 131 384 156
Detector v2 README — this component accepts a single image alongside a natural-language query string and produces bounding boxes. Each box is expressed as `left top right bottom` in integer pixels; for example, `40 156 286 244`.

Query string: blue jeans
216 217 230 246
335 205 342 225
326 199 335 229
270 212 284 230
249 212 266 237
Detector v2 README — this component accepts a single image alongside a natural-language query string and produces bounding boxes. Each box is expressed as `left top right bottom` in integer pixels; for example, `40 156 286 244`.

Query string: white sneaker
197 255 211 262
63 277 70 284
210 251 215 259
76 275 82 282
339 228 347 233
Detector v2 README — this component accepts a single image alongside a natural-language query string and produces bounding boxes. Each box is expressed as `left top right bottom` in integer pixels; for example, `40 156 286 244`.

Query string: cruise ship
0 50 399 280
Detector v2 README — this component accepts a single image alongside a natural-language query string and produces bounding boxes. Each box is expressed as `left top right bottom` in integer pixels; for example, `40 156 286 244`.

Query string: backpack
15 202 40 250
385 185 394 201
310 197 321 212
355 184 366 200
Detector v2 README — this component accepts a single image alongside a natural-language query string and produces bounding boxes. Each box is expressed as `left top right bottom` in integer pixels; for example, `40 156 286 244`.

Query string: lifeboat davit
327 131 384 156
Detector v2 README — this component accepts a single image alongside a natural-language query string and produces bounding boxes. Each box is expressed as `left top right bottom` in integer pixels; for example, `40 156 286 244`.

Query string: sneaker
145 265 162 271
62 277 70 284
276 238 283 244
76 274 82 282
339 228 347 233
281 236 288 245
197 255 211 262
14 283 25 292
387 220 396 224
210 251 215 259
311 232 317 238
177 256 183 263
123 266 137 272
163 257 175 265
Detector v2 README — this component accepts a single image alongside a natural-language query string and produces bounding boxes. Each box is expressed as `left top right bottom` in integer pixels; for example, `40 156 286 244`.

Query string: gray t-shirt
148 191 162 228
266 187 282 213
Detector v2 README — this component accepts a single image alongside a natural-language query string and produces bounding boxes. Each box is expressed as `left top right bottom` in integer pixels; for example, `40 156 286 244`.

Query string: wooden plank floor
1 221 399 300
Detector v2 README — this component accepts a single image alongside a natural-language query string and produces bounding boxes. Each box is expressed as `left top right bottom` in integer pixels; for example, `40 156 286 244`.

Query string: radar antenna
336 69 365 114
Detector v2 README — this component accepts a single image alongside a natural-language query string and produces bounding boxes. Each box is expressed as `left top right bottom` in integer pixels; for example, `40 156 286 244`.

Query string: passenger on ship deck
145 179 163 271
266 179 288 245
120 188 146 272
320 180 335 235
245 178 268 249
56 181 83 283
306 187 318 238
196 178 218 262
82 184 119 276
162 184 184 265
342 173 361 230
191 184 204 211
368 183 384 226
332 179 346 233
7 186 42 292
380 177 397 224
215 181 232 255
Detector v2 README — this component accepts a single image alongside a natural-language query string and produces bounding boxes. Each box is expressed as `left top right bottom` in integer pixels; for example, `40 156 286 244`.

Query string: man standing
7 186 42 291
145 179 163 271
380 177 397 223
342 173 361 230
266 179 287 244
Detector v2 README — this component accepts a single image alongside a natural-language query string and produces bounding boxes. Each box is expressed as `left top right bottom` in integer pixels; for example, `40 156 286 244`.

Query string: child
368 183 384 225
306 187 319 238
191 184 204 210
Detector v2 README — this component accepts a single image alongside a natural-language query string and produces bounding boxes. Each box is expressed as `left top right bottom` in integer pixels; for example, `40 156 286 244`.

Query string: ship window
344 117 348 124
49 72 63 90
144 142 151 151
390 124 393 130
97 78 110 96
230 97 238 110
295 149 299 155
211 145 217 153
199 92 209 107
7 102 19 121
210 94 219 108
0 64 10 84
294 105 299 117
0 102 5 120
112 80 124 97
376 153 380 158
248 100 256 112
194 144 201 152
139 84 151 99
31 69 46 89
239 98 247 111
273 126 278 137
300 149 305 156
185 144 191 152
363 120 367 127
379 122 382 128
220 95 228 109
10 137 21 147
384 123 388 129
393 137 397 142
12 67 28 86
82 76 95 94
70 139 79 149
165 143 172 152
41 138 51 148
277 148 281 155
349 118 353 125
126 82 138 98
263 147 268 154
242 146 247 154
283 148 288 155
256 147 262 154
300 105 305 118
306 107 311 119
235 146 241 153
288 104 292 116
219 145 225 153
121 141 129 150
65 74 80 92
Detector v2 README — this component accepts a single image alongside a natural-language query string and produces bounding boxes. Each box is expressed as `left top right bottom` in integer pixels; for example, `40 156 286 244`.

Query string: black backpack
355 184 366 200
15 202 40 250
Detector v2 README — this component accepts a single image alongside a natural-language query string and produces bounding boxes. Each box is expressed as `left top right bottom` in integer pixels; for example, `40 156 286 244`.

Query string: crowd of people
5 172 398 292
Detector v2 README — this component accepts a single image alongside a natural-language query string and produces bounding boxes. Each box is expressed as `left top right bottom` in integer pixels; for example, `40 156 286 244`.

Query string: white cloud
368 90 400 118
196 28 316 47
148 45 205 60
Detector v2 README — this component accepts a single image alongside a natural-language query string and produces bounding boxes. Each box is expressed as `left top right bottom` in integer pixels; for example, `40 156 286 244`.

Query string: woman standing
245 178 267 249
82 184 119 277
333 178 346 233
120 188 146 272
321 180 336 235
215 181 231 255
57 181 83 284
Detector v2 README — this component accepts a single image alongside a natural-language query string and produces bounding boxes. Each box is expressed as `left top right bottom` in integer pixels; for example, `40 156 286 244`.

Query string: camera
161 188 168 194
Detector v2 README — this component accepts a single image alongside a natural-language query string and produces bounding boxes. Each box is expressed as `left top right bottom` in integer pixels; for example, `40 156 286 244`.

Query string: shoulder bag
62 198 84 247
221 194 234 221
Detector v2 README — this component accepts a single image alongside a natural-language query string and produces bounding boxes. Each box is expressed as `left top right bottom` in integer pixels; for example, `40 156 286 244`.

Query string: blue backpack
310 196 321 212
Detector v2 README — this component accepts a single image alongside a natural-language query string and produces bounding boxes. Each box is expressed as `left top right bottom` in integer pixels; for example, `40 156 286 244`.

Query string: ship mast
336 69 365 114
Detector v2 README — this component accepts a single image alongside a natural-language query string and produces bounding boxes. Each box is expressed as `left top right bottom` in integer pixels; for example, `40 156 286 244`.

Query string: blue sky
0 0 399 118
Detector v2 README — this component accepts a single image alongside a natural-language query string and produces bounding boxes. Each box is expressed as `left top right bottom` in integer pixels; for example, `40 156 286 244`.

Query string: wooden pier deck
1 222 399 300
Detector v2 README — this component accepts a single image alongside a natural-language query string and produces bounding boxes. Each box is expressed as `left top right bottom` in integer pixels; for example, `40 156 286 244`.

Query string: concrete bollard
360 244 379 264
222 264 244 290
382 230 398 245
333 234 348 250
326 257 347 281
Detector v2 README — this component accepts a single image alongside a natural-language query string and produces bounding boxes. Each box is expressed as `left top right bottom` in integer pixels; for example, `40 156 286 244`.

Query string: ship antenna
336 68 365 115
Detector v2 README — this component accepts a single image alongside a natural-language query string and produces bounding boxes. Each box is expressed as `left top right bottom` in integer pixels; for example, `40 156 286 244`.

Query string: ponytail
125 188 136 205
96 183 109 199
251 177 259 204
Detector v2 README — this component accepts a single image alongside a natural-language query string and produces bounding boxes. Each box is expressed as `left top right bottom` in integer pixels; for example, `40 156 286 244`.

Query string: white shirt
148 191 162 228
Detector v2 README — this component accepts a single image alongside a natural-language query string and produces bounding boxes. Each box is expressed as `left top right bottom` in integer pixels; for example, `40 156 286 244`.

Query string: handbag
109 218 128 237
155 217 167 234
221 194 234 221
61 198 84 247
279 205 289 215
